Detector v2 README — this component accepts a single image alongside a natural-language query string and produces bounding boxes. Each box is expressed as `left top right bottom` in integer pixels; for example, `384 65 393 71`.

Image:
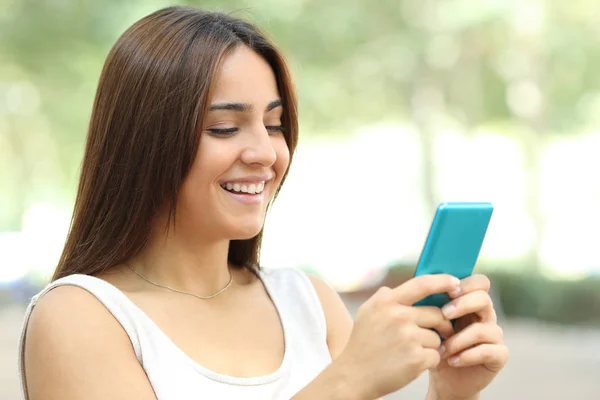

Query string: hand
428 274 509 400
336 274 460 399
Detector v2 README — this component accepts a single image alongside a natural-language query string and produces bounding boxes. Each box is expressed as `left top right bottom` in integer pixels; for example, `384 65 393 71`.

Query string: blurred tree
1 0 599 272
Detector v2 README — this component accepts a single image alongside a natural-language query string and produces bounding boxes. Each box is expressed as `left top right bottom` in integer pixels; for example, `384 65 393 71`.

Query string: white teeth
221 181 266 194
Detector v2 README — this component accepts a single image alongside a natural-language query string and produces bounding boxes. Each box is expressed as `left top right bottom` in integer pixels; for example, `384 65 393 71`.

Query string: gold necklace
126 264 234 300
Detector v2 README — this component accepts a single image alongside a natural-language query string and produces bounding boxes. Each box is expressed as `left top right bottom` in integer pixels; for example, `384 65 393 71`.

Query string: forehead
210 45 280 103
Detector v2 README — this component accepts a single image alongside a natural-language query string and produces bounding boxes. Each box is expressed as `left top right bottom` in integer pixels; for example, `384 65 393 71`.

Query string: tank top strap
21 274 143 356
259 267 328 343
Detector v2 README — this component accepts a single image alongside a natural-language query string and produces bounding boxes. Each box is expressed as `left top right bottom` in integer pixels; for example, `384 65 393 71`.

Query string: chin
227 220 265 240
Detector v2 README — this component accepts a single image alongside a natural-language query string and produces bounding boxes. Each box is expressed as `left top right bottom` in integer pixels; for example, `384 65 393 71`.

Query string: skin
295 275 508 400
426 274 508 400
23 45 508 400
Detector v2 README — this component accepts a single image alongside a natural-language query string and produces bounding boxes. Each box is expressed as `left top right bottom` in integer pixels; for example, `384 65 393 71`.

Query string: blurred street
2 298 599 399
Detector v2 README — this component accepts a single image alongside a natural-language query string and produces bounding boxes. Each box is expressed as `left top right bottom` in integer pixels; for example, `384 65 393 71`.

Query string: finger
412 307 455 339
446 343 509 372
416 326 443 349
449 274 491 299
394 274 461 306
440 323 503 359
421 348 442 370
441 290 496 323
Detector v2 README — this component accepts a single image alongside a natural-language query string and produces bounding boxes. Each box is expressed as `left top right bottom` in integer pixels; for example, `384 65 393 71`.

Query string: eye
266 125 286 134
207 127 238 136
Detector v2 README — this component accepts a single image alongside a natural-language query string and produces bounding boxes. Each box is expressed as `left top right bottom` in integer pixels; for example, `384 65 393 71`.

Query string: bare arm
23 286 156 400
307 275 354 361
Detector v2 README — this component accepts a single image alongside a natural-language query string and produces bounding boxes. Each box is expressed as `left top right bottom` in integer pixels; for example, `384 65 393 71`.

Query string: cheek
177 155 219 210
178 173 206 211
274 137 291 177
189 138 234 189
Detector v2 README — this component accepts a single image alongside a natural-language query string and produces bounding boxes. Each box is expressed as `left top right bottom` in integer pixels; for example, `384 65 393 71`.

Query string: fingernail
442 304 455 319
438 344 446 355
449 287 462 297
451 277 461 286
449 356 460 366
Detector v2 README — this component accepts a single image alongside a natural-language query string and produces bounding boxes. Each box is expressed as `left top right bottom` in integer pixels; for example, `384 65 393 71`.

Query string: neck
128 223 233 296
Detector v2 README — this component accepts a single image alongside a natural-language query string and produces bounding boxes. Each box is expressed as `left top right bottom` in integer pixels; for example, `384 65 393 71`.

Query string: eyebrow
208 99 283 112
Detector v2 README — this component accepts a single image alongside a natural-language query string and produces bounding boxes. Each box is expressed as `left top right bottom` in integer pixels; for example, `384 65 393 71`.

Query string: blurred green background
1 1 600 398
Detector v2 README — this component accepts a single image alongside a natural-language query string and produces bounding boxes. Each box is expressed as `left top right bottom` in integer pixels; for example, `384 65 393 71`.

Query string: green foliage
384 264 600 327
490 272 600 326
2 0 600 233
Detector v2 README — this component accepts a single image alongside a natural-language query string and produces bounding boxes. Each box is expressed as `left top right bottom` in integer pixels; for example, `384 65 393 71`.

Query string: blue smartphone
413 202 493 308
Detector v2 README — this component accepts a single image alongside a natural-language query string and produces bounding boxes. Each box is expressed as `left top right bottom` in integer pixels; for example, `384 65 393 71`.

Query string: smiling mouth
220 181 266 195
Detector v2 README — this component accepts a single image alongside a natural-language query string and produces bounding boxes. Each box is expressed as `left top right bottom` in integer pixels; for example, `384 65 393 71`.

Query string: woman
18 6 508 400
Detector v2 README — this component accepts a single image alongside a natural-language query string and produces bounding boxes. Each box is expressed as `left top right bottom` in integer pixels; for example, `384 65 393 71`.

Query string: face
176 45 290 241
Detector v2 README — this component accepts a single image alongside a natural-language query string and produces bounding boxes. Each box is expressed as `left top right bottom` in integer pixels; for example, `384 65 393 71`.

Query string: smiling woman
17 5 508 400
50 9 298 279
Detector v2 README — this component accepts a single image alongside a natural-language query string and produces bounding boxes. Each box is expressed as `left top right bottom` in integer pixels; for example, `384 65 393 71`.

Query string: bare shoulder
27 284 120 334
306 274 353 359
24 285 155 400
306 274 345 307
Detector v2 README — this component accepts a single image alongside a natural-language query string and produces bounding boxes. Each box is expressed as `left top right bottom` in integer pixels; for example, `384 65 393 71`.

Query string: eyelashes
207 126 287 136
266 125 287 133
207 127 238 135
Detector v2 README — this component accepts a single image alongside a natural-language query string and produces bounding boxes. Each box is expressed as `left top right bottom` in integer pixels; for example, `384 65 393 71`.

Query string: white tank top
18 267 332 400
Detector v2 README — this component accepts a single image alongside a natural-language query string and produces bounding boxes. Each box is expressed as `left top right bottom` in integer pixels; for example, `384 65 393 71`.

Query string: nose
240 125 277 167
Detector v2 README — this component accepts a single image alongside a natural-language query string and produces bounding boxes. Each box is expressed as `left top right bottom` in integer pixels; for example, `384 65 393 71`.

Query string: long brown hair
52 6 298 281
